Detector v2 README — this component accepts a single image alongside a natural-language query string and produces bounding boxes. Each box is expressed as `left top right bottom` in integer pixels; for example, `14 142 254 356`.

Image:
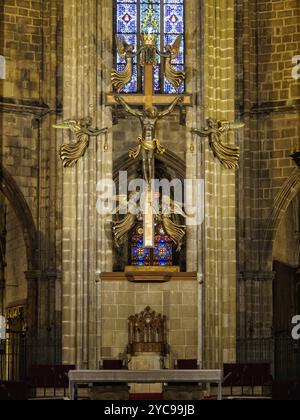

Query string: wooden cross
107 63 191 110
107 60 191 248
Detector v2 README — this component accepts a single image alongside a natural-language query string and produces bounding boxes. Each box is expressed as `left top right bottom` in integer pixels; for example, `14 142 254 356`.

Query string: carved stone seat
127 306 168 394
128 306 168 356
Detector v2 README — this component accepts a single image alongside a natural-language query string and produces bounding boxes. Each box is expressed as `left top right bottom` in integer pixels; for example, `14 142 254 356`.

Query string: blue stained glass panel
131 227 151 266
153 232 173 266
115 0 185 93
117 3 137 34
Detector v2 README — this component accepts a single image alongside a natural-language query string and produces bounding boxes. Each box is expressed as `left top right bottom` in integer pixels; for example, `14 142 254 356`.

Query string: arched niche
112 150 187 272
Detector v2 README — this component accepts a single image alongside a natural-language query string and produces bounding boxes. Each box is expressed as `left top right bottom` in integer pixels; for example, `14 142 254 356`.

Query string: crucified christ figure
115 95 183 184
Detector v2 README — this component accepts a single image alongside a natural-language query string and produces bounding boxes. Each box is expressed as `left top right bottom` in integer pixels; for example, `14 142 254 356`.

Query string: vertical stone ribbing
202 0 237 368
62 0 113 369
185 0 204 366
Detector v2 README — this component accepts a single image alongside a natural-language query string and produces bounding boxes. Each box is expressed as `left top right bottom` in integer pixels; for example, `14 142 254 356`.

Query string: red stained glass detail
122 13 132 23
170 14 178 24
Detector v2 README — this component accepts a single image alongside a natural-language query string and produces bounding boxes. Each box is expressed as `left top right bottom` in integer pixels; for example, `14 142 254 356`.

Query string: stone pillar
202 0 237 368
25 270 40 366
61 0 113 369
25 269 60 364
0 279 4 316
238 271 275 370
185 0 205 368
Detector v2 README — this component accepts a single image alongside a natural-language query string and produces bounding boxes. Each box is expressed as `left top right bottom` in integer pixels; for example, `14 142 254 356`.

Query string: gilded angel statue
191 118 245 169
111 193 140 246
53 117 108 167
164 35 185 92
111 193 188 250
155 196 189 251
111 36 134 93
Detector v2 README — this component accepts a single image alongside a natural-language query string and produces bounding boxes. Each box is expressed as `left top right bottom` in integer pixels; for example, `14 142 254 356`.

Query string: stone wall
3 0 298 371
273 193 300 267
236 0 300 345
100 279 198 362
61 0 113 369
61 0 239 370
0 0 63 363
4 202 27 307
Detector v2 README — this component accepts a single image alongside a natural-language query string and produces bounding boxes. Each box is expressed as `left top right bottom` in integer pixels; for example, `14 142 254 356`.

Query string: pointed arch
0 164 38 270
262 168 300 267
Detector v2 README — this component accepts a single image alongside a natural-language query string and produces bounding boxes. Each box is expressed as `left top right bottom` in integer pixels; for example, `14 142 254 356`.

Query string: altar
99 272 199 365
68 370 224 401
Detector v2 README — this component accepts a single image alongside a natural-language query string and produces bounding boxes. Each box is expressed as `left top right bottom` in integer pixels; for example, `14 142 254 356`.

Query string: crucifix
107 29 191 248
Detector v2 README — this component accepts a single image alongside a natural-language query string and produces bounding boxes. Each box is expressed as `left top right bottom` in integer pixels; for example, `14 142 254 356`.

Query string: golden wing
112 213 137 246
60 131 90 168
228 122 245 130
116 36 130 58
170 35 182 58
161 215 186 249
219 121 245 131
209 136 240 169
53 120 79 132
111 36 134 93
164 35 185 92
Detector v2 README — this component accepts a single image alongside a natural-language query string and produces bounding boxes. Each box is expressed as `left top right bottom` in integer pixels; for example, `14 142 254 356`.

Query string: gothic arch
112 151 187 271
0 164 38 270
263 168 300 263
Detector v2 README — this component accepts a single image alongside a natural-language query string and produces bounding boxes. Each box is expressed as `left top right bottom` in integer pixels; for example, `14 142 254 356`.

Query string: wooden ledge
100 272 197 283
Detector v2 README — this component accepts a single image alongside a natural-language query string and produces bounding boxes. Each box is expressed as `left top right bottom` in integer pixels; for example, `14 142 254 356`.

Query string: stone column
0 279 4 316
62 0 113 369
25 270 40 365
238 271 275 371
238 272 274 337
185 0 206 368
202 0 237 368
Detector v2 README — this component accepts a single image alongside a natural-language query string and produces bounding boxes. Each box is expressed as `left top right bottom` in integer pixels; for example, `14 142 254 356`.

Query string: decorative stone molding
263 169 300 250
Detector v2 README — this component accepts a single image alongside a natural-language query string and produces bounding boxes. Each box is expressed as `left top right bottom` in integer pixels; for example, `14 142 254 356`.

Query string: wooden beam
99 272 198 282
106 94 192 107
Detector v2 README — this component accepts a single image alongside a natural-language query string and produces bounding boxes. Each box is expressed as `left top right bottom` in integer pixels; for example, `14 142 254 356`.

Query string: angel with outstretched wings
111 193 141 247
111 193 189 250
53 117 108 167
192 118 244 169
111 36 134 93
164 35 185 92
154 196 190 251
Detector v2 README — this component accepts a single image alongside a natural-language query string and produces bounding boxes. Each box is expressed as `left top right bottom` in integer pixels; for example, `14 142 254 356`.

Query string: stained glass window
153 227 173 266
130 225 173 267
115 0 185 94
131 226 151 266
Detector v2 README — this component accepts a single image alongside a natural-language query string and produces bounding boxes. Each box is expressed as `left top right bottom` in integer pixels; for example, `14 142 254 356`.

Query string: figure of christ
115 95 183 184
